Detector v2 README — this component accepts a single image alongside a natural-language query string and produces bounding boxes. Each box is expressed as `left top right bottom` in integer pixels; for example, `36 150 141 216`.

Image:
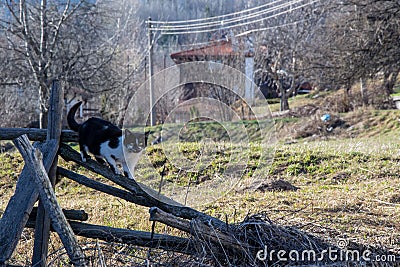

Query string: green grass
391 92 400 97
142 119 272 145
391 83 400 96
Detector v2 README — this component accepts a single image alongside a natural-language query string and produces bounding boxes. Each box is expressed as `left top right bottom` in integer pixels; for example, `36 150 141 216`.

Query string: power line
150 0 286 25
151 0 319 35
153 0 304 31
235 18 311 37
152 0 291 29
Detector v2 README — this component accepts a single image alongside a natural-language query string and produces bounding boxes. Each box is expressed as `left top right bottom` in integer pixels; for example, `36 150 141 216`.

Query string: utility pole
147 17 156 126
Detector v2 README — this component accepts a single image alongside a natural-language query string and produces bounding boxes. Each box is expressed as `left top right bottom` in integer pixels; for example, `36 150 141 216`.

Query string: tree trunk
383 69 400 95
360 78 368 106
38 82 50 129
39 109 48 129
280 87 289 111
343 85 351 112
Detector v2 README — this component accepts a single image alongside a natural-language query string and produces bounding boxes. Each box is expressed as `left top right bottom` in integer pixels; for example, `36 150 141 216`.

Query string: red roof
170 40 238 64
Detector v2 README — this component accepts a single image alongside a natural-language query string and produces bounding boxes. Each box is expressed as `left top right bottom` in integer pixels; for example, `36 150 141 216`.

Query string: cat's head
123 129 148 153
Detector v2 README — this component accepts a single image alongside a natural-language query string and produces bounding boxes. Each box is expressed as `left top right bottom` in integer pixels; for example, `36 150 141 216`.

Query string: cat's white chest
100 138 124 161
98 136 140 179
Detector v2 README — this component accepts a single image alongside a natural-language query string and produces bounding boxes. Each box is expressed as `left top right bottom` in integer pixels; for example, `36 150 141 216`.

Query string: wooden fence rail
0 128 77 142
29 207 88 222
25 220 196 255
0 126 235 265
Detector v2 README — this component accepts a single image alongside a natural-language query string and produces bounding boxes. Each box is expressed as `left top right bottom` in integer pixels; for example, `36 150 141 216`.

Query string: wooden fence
0 81 246 267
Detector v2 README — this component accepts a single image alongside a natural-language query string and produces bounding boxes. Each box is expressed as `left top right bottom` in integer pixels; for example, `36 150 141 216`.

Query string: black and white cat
67 101 147 179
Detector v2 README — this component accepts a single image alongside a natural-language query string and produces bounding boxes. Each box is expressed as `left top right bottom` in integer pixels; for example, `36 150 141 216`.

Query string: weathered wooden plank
0 128 77 142
32 80 64 267
25 220 195 255
58 143 229 232
30 207 88 222
58 167 151 207
0 140 57 265
14 135 86 266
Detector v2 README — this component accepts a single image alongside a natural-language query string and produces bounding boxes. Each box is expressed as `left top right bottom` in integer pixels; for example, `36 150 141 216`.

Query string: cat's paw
124 171 133 179
80 152 89 162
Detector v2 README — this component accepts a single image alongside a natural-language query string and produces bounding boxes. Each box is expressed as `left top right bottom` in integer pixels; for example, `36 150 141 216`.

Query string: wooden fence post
32 80 64 267
0 140 57 265
14 135 87 266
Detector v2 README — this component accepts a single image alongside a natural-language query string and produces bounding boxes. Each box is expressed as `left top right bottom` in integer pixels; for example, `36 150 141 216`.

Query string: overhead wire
154 1 306 33
150 0 286 25
150 0 305 31
151 0 294 30
151 0 319 35
139 0 320 62
235 18 312 37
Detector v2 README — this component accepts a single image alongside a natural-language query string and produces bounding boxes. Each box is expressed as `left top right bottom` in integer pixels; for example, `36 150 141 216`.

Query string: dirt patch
289 103 320 117
241 179 299 192
389 193 400 204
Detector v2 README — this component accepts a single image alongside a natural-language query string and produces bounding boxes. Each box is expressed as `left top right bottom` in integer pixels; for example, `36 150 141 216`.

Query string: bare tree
251 1 323 111
0 0 135 127
308 0 400 108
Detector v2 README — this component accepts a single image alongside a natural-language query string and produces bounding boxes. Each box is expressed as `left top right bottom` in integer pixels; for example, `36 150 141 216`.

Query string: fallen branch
58 168 244 260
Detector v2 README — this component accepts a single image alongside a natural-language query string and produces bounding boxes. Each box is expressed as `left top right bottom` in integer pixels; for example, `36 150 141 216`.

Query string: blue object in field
321 114 331 122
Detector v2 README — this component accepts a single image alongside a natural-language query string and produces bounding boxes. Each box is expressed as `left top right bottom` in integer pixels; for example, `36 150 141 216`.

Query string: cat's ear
144 130 151 146
124 129 133 136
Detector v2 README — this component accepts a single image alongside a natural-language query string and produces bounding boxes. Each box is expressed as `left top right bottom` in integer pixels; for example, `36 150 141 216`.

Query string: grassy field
1 106 400 265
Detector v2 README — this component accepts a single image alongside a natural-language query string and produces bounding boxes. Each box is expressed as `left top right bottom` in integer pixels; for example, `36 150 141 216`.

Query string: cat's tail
67 101 82 132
